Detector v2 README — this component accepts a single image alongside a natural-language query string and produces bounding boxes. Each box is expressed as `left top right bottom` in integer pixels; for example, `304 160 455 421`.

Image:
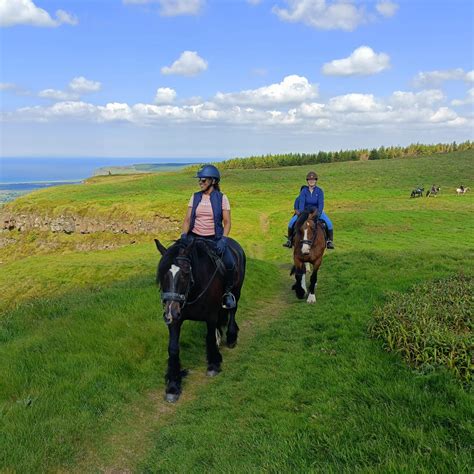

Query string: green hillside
1 151 473 472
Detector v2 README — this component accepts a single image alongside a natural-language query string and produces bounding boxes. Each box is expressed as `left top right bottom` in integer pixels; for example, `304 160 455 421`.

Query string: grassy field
1 151 473 471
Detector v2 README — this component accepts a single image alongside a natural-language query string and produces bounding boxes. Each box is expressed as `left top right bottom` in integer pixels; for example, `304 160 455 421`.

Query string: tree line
188 141 473 171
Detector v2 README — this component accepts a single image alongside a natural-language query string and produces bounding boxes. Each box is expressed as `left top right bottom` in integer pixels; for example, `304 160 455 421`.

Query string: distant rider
181 165 236 309
283 171 334 249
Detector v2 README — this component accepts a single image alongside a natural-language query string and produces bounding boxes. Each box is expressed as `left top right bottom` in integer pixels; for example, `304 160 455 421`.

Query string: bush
369 274 473 385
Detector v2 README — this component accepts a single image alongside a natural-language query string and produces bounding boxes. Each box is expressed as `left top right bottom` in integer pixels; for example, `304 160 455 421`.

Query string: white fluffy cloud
389 90 445 108
69 76 101 93
4 78 469 132
328 93 381 112
161 51 208 77
0 0 78 27
215 75 319 107
123 0 204 16
451 88 474 107
413 68 474 87
272 0 398 31
322 46 390 76
154 87 177 104
38 89 79 101
37 77 101 102
376 1 398 17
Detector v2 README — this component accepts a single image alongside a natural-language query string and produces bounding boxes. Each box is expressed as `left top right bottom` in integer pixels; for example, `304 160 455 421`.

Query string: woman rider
181 164 236 310
283 171 334 249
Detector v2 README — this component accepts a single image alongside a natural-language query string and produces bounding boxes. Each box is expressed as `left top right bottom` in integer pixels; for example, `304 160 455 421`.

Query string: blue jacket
189 190 224 239
297 185 324 216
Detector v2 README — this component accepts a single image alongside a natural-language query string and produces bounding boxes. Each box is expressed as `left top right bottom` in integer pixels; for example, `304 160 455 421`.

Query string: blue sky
1 0 473 158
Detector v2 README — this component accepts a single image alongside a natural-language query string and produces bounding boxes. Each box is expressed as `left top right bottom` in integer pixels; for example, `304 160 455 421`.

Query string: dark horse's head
155 239 194 325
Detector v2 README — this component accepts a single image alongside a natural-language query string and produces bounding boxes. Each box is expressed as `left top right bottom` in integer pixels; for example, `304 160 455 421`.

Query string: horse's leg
293 268 306 299
165 320 183 403
206 319 223 377
226 306 239 348
306 266 318 304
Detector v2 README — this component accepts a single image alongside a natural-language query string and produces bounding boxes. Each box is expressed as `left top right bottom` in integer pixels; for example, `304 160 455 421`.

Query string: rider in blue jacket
283 171 335 249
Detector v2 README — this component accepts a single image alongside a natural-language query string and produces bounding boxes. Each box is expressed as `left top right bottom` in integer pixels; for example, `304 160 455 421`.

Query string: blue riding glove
215 237 227 256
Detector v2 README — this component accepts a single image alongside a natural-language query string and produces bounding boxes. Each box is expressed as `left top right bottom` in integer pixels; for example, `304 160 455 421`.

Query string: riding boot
222 269 236 309
326 229 335 249
282 228 294 248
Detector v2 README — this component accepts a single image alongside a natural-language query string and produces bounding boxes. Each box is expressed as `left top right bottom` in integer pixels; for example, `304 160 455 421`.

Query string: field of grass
1 150 473 471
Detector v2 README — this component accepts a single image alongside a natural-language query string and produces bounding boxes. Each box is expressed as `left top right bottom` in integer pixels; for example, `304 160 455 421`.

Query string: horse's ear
154 238 167 255
309 209 318 219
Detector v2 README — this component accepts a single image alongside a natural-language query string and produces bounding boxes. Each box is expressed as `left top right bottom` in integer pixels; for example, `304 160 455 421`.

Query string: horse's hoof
226 341 237 349
180 369 189 378
207 369 221 377
306 294 316 304
165 392 180 403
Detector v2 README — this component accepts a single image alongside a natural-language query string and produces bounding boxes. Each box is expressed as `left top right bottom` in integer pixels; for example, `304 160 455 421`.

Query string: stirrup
326 240 335 249
222 292 236 309
282 239 292 248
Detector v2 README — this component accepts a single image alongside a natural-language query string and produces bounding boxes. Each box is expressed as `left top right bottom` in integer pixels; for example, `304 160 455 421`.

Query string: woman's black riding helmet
195 164 221 182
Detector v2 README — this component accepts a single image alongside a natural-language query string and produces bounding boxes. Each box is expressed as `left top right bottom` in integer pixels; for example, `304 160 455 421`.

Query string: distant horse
426 186 440 197
410 187 424 198
291 209 326 304
456 186 470 195
155 237 246 402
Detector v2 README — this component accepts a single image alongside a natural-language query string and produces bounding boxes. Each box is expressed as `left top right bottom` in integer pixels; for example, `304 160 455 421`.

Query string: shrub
369 274 473 385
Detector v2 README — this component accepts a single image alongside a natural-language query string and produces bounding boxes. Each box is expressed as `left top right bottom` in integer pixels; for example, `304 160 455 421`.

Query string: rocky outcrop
0 212 179 235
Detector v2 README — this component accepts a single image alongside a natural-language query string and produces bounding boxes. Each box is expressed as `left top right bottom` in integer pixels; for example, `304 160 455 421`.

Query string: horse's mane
157 239 215 286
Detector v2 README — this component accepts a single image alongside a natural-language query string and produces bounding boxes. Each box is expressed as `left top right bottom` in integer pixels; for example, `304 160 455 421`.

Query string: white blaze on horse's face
164 264 181 323
301 224 311 255
169 264 180 279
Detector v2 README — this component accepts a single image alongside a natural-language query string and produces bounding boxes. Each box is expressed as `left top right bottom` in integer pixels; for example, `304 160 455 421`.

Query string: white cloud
0 0 78 27
0 82 17 90
376 1 398 17
5 85 470 133
413 68 473 87
123 0 204 16
322 46 390 76
451 88 474 107
272 0 366 31
36 77 101 102
215 75 318 107
154 87 177 104
69 76 102 93
328 93 381 112
389 90 445 108
161 51 208 77
429 107 460 123
38 89 79 101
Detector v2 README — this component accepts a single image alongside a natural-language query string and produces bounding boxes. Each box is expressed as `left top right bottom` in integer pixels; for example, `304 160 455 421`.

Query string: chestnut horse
291 210 326 304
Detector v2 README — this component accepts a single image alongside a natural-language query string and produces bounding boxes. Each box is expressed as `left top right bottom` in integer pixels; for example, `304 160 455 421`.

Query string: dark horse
410 187 424 198
291 209 326 304
155 236 246 402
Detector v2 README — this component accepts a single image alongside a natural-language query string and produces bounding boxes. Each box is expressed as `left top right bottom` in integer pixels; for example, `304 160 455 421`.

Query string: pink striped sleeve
222 194 231 211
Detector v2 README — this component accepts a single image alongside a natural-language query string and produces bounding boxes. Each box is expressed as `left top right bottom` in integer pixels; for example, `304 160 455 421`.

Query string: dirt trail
73 267 292 473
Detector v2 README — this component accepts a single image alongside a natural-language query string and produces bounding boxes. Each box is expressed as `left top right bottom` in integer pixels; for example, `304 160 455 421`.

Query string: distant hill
93 163 194 176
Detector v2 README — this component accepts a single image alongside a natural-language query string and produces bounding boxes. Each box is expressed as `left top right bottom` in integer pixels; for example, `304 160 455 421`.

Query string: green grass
370 274 473 384
1 150 473 471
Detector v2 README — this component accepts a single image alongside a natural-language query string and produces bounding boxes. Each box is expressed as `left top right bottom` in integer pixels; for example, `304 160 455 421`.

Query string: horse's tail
290 265 296 276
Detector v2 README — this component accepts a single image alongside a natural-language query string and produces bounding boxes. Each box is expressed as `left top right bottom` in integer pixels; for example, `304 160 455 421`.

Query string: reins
161 239 221 308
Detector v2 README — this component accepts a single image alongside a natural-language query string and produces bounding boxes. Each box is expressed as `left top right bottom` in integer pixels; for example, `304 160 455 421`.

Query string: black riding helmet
195 164 221 182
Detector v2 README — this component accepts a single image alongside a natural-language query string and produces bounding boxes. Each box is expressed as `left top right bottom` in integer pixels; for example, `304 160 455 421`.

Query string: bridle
161 251 220 308
161 256 194 307
300 219 318 249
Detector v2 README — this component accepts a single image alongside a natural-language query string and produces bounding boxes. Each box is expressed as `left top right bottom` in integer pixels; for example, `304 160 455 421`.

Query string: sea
0 157 211 204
